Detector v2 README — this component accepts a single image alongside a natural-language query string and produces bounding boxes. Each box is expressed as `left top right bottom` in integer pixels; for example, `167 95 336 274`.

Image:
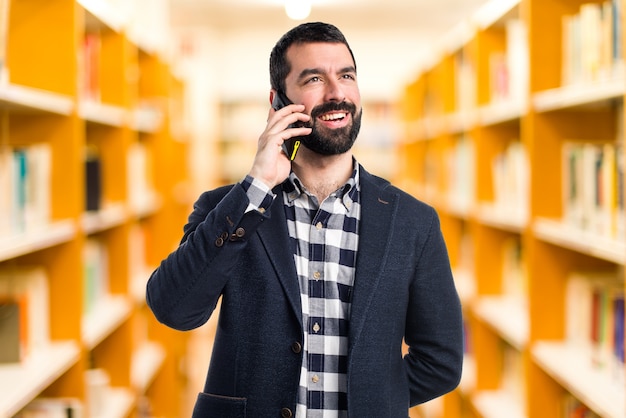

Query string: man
147 22 463 418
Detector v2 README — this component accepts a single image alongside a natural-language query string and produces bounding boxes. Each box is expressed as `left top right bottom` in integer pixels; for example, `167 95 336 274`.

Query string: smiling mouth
320 112 347 121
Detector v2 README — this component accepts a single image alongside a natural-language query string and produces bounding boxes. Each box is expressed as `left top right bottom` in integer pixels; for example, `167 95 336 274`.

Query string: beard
300 101 362 156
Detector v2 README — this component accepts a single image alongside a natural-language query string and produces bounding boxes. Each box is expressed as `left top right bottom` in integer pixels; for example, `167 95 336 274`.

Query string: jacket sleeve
404 207 464 405
146 183 270 331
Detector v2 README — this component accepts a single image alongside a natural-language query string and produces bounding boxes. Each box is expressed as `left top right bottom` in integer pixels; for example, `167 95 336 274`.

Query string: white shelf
0 220 76 262
0 83 74 115
132 105 164 134
476 203 527 233
472 0 521 29
78 0 129 32
131 342 166 393
460 355 476 394
101 387 135 418
79 100 128 127
478 99 526 127
473 295 528 350
129 191 162 219
472 389 527 418
0 341 81 417
532 342 625 418
533 77 625 113
453 268 476 304
447 109 477 134
81 203 129 235
82 295 133 350
533 218 626 265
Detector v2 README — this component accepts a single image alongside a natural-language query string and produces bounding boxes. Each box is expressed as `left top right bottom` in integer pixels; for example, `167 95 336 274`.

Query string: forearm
146 183 267 330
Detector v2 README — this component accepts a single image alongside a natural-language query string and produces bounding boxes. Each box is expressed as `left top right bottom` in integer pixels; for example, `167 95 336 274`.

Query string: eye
341 73 356 81
306 76 321 84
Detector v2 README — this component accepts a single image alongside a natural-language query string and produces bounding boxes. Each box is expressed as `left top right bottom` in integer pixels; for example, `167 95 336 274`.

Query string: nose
324 78 346 103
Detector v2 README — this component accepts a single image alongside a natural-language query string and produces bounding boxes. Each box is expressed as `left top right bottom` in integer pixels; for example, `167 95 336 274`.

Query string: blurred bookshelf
0 0 192 417
399 0 625 417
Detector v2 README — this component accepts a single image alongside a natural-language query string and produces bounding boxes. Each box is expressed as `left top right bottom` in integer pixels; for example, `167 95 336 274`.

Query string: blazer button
280 408 293 418
291 341 302 354
215 237 224 247
235 227 245 237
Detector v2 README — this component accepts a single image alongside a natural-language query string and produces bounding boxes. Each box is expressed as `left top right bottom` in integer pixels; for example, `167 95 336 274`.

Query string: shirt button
281 408 293 418
291 341 302 354
313 271 321 280
313 322 321 333
312 375 320 383
315 221 323 230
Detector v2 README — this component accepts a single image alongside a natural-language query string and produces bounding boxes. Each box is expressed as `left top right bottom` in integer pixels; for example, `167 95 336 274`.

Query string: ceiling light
284 0 312 20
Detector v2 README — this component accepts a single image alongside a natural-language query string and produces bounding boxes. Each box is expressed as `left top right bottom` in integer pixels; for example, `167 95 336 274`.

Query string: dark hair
269 22 357 93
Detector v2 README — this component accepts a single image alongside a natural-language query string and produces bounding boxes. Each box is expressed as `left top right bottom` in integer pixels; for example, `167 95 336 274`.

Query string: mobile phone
271 90 302 161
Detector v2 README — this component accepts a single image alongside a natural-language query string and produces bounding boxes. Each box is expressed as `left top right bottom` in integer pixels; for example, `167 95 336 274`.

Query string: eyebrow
297 66 357 81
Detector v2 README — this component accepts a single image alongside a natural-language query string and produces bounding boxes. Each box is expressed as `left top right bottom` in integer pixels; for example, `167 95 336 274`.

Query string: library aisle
397 0 626 417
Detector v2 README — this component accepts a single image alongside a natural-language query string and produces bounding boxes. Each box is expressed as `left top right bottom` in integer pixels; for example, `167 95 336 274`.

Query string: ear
269 90 276 105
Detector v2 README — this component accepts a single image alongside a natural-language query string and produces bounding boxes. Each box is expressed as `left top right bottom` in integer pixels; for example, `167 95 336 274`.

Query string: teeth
321 112 346 121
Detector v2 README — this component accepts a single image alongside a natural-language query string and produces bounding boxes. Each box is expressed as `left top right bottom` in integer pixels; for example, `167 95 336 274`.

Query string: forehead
285 42 355 74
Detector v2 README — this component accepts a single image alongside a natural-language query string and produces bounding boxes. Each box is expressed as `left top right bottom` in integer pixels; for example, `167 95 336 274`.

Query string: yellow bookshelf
0 1 191 417
399 0 625 417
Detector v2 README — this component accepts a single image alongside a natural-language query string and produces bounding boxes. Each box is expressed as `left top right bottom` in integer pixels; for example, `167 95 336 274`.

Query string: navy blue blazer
147 166 463 417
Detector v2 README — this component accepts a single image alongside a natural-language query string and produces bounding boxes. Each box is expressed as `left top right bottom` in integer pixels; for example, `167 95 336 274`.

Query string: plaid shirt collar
284 159 360 211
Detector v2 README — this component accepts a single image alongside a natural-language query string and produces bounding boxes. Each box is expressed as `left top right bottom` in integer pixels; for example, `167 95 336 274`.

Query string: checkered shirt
242 164 361 418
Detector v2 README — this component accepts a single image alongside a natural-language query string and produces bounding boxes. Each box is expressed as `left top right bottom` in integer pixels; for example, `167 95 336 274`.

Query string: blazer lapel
256 188 303 329
349 171 398 347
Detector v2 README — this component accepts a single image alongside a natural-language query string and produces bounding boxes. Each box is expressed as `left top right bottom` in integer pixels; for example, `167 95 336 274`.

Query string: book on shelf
562 1 623 85
0 266 50 362
446 134 475 211
492 140 528 219
0 0 9 84
127 141 155 211
84 145 102 212
15 398 84 418
0 299 22 363
83 238 109 315
485 18 528 106
501 237 527 299
0 144 52 236
500 344 526 407
562 140 623 241
564 270 624 381
85 368 110 418
560 393 601 418
79 32 101 102
454 48 476 112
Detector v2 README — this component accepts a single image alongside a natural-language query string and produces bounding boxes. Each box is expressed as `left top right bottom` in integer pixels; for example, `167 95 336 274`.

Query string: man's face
284 42 362 155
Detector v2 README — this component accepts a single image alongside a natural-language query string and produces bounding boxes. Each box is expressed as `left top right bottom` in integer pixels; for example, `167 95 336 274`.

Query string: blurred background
2 1 624 418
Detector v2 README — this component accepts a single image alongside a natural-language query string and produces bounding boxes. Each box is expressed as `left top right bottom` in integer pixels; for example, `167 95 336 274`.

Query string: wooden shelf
472 389 526 418
79 100 128 127
533 218 626 265
82 295 134 350
532 342 625 418
0 1 190 415
0 341 81 417
473 296 528 350
533 77 625 113
0 83 74 115
81 204 128 235
0 220 76 262
131 342 166 393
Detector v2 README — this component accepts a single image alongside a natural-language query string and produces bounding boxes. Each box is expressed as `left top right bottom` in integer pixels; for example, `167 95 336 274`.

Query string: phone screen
272 91 301 161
